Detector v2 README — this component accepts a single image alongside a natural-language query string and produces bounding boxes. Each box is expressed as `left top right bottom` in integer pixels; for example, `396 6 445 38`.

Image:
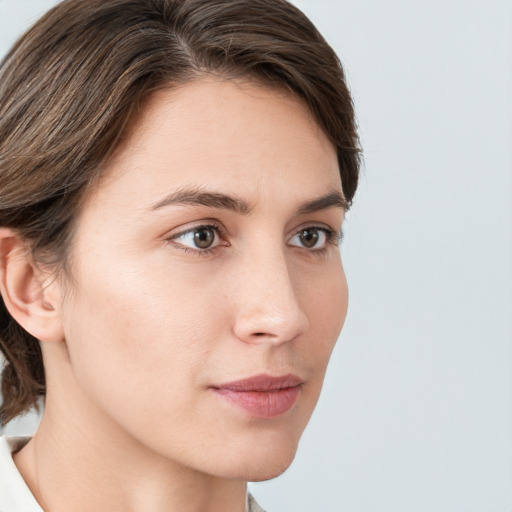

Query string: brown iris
193 227 215 248
299 228 319 248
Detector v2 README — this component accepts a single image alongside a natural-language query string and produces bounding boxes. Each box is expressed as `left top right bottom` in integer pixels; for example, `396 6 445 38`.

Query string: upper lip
212 374 304 392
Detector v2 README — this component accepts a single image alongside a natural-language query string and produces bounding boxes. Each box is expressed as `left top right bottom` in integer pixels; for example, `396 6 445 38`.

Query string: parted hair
0 0 360 426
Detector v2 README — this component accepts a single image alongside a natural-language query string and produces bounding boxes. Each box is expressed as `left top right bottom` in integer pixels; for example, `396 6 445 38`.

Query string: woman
0 0 360 510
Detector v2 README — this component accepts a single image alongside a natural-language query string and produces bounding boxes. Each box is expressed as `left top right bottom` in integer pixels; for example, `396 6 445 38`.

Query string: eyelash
165 222 343 257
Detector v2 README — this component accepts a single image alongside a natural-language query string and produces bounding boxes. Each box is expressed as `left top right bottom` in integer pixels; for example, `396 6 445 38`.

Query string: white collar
0 436 43 512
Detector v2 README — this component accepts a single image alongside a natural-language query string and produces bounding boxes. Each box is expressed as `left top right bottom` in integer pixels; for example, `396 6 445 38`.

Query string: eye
170 224 222 251
289 227 332 250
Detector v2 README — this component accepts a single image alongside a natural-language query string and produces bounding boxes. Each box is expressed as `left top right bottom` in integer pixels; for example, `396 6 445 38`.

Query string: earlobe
0 228 64 343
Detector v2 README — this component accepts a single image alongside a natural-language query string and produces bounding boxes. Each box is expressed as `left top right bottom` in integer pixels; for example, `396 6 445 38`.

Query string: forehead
84 78 341 213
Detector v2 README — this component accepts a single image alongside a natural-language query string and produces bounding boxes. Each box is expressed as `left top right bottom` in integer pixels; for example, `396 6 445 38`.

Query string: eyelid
164 219 223 239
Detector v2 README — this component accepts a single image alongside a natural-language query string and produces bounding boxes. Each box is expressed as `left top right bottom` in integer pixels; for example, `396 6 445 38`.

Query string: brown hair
0 0 360 426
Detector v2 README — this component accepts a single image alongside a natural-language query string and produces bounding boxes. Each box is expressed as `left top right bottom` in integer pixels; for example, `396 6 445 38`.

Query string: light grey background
1 1 511 511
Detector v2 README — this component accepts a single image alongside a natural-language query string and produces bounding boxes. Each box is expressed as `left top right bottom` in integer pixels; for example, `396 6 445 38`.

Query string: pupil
300 228 319 248
194 228 215 248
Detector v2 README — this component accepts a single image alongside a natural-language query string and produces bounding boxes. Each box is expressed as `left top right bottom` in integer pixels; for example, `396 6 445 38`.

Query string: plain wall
1 1 511 511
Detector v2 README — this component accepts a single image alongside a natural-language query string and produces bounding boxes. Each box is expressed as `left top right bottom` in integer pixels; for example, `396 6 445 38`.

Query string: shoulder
0 437 42 512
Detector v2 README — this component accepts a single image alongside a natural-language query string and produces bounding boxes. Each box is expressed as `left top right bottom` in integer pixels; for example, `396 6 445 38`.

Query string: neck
14 349 247 512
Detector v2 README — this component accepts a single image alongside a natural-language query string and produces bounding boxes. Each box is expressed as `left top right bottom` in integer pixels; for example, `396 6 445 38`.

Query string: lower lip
213 386 301 418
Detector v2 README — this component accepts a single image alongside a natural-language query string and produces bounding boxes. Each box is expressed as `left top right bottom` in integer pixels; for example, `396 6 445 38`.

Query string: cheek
300 258 348 345
290 257 347 391
60 255 225 422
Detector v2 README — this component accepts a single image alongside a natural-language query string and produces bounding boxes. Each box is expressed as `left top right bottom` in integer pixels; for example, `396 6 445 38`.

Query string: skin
5 78 348 512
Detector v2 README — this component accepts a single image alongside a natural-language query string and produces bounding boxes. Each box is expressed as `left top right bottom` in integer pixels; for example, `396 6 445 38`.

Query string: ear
0 228 65 343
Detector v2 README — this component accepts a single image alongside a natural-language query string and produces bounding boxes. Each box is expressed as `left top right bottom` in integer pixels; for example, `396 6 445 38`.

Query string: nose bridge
232 240 309 344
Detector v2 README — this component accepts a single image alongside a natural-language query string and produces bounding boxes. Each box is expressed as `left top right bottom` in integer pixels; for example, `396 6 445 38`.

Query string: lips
211 374 303 418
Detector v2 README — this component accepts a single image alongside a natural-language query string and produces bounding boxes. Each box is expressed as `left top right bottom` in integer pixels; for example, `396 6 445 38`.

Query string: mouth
210 374 303 419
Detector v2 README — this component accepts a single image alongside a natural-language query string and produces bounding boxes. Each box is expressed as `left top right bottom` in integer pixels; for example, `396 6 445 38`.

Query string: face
57 78 348 481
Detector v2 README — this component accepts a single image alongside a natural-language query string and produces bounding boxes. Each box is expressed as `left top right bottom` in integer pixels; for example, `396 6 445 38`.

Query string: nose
232 246 310 345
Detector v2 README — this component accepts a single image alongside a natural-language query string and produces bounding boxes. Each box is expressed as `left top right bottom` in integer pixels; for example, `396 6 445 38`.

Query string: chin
209 433 300 482
244 456 296 482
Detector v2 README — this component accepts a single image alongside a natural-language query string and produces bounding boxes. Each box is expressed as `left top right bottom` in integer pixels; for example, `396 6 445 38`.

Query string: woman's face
57 79 348 481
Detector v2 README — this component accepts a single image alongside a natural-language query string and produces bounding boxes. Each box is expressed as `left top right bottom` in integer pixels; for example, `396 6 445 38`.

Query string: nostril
251 332 283 338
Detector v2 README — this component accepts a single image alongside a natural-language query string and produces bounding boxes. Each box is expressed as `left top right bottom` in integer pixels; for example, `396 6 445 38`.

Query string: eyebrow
296 190 348 214
150 187 347 214
150 187 251 214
